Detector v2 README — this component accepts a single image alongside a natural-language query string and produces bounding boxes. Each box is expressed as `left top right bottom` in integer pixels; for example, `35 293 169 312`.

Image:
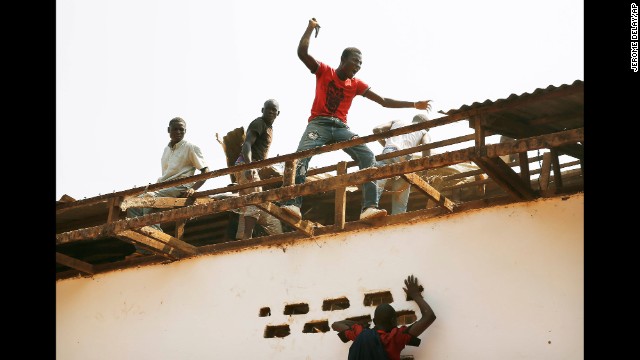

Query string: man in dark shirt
234 99 283 239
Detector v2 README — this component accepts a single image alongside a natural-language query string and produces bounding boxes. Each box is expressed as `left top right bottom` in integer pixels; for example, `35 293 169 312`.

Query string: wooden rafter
255 202 317 237
120 196 215 211
473 157 536 200
56 252 95 275
401 173 455 212
115 226 196 259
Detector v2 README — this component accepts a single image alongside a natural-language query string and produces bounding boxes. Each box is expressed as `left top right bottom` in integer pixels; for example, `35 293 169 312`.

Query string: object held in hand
311 17 320 37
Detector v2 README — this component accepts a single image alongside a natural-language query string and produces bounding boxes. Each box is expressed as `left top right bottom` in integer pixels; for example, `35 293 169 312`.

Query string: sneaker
360 207 387 220
281 205 302 220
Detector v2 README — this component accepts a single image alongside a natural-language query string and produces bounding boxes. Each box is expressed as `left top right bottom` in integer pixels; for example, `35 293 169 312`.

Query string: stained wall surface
56 193 584 360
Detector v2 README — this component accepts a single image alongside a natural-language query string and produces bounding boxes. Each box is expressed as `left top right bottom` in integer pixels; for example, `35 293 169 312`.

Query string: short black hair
373 303 396 326
341 47 362 61
169 117 186 127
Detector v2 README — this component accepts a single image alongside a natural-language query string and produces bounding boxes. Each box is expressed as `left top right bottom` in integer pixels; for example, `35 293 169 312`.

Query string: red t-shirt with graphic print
308 61 370 124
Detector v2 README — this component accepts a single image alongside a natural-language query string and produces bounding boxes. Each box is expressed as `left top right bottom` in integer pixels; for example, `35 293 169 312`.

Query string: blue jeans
376 147 412 214
126 184 191 254
284 117 378 212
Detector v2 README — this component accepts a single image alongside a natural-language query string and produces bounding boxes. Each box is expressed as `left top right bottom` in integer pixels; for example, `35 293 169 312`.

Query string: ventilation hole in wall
302 320 330 333
263 324 291 338
396 310 417 326
283 303 309 315
345 315 372 328
259 307 271 317
363 291 393 307
405 285 424 301
322 297 350 311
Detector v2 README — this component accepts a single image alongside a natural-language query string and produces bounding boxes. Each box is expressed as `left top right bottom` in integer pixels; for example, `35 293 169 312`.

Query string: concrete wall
56 193 584 360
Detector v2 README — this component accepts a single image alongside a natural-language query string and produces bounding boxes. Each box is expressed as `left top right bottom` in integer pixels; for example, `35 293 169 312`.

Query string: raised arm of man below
403 274 436 337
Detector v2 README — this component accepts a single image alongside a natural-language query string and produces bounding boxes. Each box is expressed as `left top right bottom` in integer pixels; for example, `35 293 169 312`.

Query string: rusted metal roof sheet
442 80 584 140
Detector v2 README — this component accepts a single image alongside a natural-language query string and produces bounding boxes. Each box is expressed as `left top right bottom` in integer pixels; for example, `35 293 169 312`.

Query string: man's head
412 114 430 131
168 117 187 145
261 99 280 126
373 303 397 330
337 47 362 79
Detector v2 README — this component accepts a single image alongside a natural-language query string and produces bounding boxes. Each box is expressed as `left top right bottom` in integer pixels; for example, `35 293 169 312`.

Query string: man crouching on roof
125 117 209 259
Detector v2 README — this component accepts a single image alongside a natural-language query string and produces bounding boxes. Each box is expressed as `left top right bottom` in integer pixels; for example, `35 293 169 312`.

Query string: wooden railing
56 107 584 245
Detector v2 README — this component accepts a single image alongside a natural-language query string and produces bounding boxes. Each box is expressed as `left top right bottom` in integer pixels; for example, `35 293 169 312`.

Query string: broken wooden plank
334 161 348 230
474 157 536 200
402 173 455 212
283 160 297 186
134 227 197 255
550 149 563 190
56 252 95 275
120 196 215 211
115 229 182 260
256 202 315 237
519 152 531 182
107 196 124 223
539 152 553 192
175 220 186 240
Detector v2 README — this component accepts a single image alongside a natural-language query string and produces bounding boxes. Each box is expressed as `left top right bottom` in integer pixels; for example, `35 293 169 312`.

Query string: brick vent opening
363 291 393 307
283 303 309 315
302 320 330 333
264 324 291 338
259 307 271 317
396 310 417 325
322 297 350 311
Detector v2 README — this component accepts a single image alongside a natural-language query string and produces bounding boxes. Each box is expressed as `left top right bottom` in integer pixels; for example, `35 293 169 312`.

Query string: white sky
56 0 584 200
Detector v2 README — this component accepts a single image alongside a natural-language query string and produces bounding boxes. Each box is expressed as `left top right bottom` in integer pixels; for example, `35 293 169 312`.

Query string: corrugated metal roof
441 80 584 141
442 79 584 115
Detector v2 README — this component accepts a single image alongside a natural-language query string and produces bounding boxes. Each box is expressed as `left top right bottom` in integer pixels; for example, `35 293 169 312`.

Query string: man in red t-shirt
280 18 433 221
332 275 437 360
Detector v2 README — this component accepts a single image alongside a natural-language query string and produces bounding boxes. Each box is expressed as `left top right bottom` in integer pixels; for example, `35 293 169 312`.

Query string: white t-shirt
158 139 208 184
384 120 430 150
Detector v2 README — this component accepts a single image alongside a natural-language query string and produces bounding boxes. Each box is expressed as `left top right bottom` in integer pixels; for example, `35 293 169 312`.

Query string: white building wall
56 193 584 360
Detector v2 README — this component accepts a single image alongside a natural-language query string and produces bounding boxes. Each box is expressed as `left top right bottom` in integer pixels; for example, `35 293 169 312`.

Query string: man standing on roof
233 99 283 240
373 114 432 215
280 18 433 221
125 117 209 259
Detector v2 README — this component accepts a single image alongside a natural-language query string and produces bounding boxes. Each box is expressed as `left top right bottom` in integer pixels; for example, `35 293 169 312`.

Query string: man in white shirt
372 114 431 215
126 117 209 258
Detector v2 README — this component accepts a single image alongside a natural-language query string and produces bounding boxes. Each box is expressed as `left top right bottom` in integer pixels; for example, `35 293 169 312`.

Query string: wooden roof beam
402 173 455 212
56 252 95 275
256 202 317 237
120 197 215 211
473 157 536 200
